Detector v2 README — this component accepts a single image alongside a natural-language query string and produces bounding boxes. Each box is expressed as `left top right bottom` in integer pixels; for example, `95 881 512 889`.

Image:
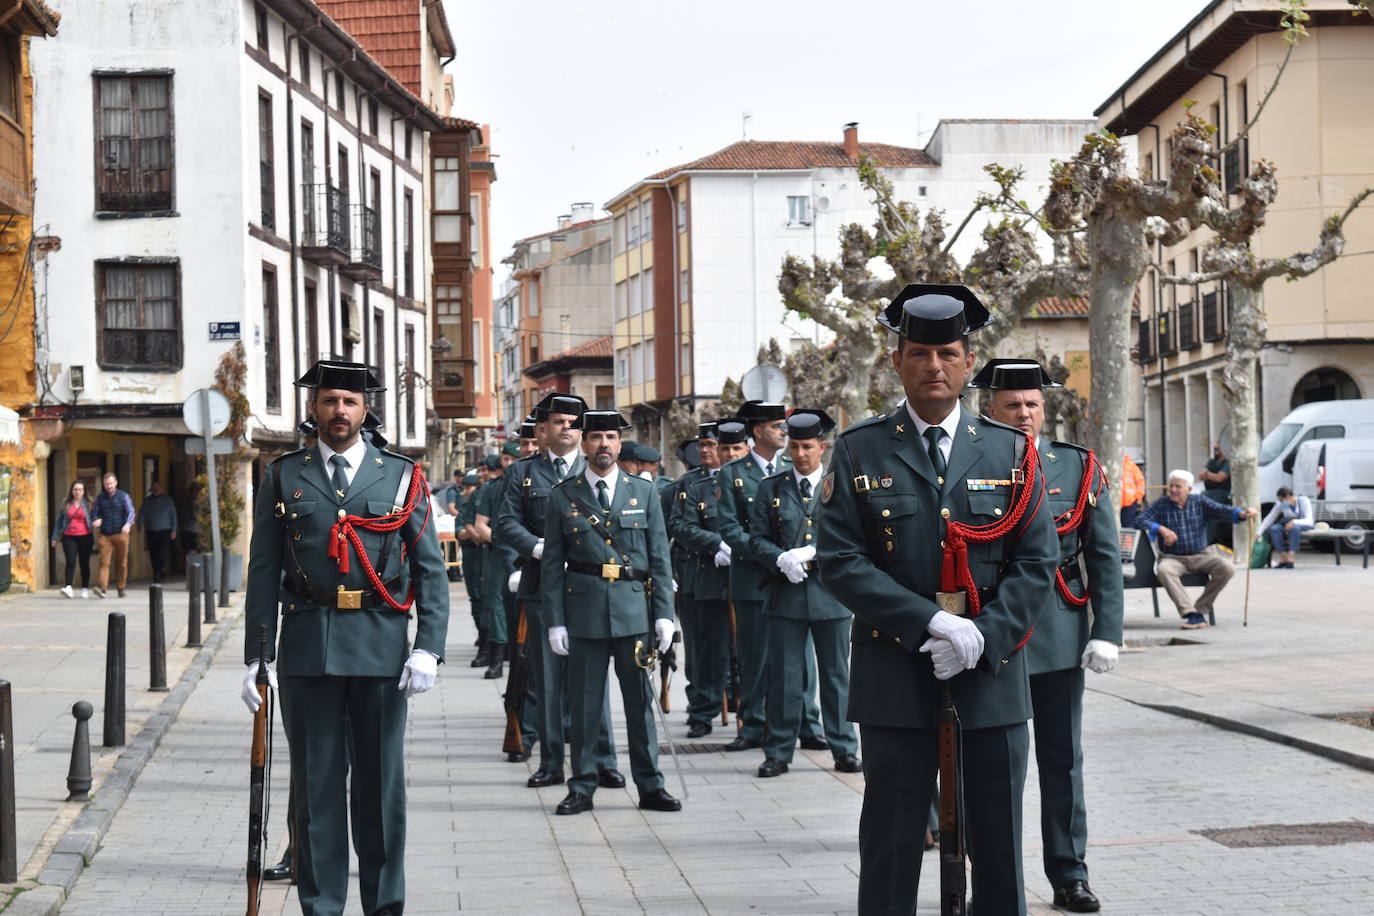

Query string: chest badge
292 489 303 499
629 498 638 506
821 472 835 504
878 475 894 489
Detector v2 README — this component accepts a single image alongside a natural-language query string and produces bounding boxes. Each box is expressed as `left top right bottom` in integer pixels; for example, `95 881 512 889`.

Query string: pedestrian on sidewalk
1135 469 1258 628
139 480 178 583
241 359 449 916
50 480 94 598
1259 486 1313 568
91 472 135 598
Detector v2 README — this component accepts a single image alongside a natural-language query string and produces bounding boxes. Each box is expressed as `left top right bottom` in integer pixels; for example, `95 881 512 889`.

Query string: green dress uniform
244 368 449 916
455 480 486 635
665 461 710 722
473 467 510 651
540 457 674 803
816 284 1058 916
669 466 732 730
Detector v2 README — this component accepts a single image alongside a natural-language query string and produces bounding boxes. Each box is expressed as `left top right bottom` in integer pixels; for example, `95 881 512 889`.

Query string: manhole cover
1195 821 1374 848
659 741 733 755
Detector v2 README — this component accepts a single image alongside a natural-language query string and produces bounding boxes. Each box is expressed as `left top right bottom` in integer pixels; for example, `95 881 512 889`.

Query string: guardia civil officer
748 409 862 776
817 286 1058 915
663 425 717 730
455 469 485 642
494 394 622 789
975 359 1123 914
540 410 681 815
470 453 509 678
715 401 825 752
242 360 449 916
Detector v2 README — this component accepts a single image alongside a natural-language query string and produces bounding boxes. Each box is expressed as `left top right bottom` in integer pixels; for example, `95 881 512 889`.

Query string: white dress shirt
905 401 961 464
317 437 369 487
585 464 621 507
794 466 824 495
752 449 780 476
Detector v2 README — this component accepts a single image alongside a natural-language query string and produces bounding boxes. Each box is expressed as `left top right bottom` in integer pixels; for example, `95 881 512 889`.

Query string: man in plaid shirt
1136 469 1257 628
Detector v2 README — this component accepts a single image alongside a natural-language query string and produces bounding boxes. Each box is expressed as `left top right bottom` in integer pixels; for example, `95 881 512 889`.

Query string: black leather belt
283 574 399 610
566 560 650 582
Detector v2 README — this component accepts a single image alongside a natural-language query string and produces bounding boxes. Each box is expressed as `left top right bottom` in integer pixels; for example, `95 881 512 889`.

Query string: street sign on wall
209 322 241 341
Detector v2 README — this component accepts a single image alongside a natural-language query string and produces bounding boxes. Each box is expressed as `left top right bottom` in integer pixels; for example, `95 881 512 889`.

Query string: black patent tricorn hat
966 359 1061 391
715 420 748 445
876 284 994 344
573 410 631 433
738 400 787 425
295 360 385 392
518 413 538 439
785 408 837 440
697 420 719 441
533 392 587 421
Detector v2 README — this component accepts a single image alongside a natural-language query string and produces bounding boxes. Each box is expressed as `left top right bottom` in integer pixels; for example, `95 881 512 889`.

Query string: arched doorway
1291 367 1360 408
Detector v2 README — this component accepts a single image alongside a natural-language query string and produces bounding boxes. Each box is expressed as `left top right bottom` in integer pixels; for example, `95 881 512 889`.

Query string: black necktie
800 478 812 499
596 479 611 513
765 461 774 476
329 454 349 498
553 456 567 480
924 427 947 478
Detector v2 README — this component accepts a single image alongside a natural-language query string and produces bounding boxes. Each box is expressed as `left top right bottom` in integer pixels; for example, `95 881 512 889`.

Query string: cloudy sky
451 0 1209 271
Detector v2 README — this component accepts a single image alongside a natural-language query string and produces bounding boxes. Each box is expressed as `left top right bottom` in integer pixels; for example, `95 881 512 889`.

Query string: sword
635 639 689 801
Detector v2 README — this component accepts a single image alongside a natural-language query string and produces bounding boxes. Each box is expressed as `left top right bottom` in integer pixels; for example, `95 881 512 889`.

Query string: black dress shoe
799 735 830 751
756 758 788 778
506 746 531 763
637 788 682 811
471 644 491 668
833 753 863 773
527 768 564 787
262 856 293 882
724 736 762 752
597 768 626 788
1053 879 1101 913
483 659 504 679
686 721 712 739
555 792 594 815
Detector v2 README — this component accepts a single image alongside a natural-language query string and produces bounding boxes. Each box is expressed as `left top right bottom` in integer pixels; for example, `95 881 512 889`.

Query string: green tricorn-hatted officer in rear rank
747 408 862 778
242 360 449 916
540 409 682 816
817 285 1058 916
974 358 1123 915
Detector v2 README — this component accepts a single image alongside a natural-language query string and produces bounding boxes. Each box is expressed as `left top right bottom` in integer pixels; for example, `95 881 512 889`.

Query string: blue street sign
209 322 241 341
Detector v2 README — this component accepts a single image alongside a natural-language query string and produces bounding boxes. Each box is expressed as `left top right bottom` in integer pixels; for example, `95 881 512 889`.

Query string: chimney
843 122 859 160
570 201 594 223
556 214 571 229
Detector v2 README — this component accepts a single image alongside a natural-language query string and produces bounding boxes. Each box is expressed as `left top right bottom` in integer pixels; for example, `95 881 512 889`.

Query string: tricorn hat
966 359 1061 391
876 284 994 344
676 439 701 470
715 419 749 445
295 359 385 392
533 392 587 421
362 410 388 449
697 420 719 441
518 413 538 440
574 410 632 433
738 400 787 427
784 408 837 440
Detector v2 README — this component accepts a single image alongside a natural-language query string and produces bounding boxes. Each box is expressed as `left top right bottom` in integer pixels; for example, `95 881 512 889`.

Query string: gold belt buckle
601 563 622 581
935 590 967 616
336 586 363 609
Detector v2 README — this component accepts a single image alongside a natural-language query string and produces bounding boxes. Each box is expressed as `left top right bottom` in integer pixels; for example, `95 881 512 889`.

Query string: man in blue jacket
91 473 136 598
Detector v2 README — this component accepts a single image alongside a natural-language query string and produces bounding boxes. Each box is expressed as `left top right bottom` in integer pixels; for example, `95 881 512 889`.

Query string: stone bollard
148 584 168 692
103 613 126 748
66 701 93 801
1 680 16 882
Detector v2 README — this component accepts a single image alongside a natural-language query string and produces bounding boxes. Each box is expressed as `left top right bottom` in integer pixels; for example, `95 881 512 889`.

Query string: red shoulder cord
325 463 433 611
1052 449 1102 607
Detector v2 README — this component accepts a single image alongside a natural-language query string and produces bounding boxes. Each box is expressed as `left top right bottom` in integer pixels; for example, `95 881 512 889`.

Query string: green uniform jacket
540 471 674 637
716 453 792 602
476 475 517 567
1025 441 1125 675
670 471 730 602
666 467 710 596
244 443 450 675
494 451 585 604
748 471 847 621
817 408 1058 730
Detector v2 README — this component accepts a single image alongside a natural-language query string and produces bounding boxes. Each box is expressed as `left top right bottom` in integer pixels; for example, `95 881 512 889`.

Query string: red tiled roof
314 0 422 96
646 139 936 179
1030 295 1141 318
559 335 612 360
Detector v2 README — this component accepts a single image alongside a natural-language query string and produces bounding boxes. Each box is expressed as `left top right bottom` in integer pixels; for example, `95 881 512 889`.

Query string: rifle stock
937 682 966 916
659 631 680 712
246 626 270 916
502 606 533 756
726 599 742 724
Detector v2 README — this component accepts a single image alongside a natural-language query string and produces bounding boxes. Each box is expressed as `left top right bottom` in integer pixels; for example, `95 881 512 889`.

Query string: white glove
548 625 569 656
532 539 544 561
507 570 522 593
718 541 732 558
792 544 817 564
919 637 963 680
776 552 807 584
671 578 679 593
241 660 278 713
1081 639 1119 674
713 544 732 567
655 618 675 653
925 610 985 671
397 650 438 697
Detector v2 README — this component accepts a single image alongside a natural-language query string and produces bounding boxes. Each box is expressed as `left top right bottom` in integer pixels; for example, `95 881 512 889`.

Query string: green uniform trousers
687 599 730 726
676 591 704 716
480 546 507 645
461 544 485 631
735 599 824 743
566 636 663 798
281 674 407 916
527 603 618 774
1030 666 1089 887
764 616 858 762
858 722 1029 916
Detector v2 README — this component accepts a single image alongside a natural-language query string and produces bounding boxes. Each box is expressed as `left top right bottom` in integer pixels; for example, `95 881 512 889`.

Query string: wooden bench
1297 527 1370 569
1119 529 1215 625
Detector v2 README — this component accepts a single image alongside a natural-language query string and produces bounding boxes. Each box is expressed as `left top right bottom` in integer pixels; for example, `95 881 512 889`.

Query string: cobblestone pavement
23 557 1374 913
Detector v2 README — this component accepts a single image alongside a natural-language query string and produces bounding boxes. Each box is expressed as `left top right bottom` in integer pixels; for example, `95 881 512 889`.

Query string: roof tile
646 139 935 180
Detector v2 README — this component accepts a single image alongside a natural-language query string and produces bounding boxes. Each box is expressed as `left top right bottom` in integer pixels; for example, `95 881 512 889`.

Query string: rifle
246 626 272 916
502 605 535 756
659 630 680 712
726 599 742 725
937 682 966 916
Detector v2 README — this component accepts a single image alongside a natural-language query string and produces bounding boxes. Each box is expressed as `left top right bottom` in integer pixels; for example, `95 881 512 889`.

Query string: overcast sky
450 0 1209 272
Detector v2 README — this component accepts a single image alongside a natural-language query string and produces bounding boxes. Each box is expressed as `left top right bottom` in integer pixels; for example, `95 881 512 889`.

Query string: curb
2 599 244 914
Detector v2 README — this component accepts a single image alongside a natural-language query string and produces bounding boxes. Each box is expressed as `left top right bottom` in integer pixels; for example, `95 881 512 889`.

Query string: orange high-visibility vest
1122 455 1145 507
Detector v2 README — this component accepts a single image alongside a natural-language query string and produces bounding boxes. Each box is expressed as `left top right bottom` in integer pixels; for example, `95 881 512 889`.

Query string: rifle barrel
246 627 270 916
937 682 966 916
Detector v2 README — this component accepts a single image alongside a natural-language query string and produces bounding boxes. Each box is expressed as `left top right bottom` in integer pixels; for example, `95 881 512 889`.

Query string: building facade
1097 0 1374 483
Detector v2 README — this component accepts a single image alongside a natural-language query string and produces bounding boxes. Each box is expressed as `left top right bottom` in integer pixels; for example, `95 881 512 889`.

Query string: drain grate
1195 821 1374 848
659 741 733 755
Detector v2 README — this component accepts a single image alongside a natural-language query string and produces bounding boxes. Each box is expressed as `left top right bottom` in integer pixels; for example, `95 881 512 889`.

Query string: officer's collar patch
821 471 835 504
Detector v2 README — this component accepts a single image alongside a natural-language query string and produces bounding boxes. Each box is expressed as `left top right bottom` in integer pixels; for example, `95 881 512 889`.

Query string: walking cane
1243 516 1256 628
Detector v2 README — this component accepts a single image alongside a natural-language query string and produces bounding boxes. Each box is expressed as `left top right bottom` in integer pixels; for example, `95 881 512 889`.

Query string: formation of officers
245 281 1125 916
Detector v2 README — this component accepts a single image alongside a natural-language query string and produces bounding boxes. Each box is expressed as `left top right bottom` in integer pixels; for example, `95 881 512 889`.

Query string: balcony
1157 310 1177 358
0 112 28 215
1179 301 1199 351
1202 291 1224 342
301 184 349 266
341 204 382 282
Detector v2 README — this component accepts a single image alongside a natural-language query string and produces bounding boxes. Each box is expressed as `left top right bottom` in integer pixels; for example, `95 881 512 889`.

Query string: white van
1257 399 1374 510
1292 438 1374 548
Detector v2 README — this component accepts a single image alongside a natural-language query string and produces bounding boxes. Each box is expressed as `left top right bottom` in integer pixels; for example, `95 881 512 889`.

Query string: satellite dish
740 364 788 403
815 196 830 213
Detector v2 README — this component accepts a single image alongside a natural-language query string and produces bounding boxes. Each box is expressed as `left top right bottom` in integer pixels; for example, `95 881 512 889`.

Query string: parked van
1292 438 1374 549
1257 399 1374 510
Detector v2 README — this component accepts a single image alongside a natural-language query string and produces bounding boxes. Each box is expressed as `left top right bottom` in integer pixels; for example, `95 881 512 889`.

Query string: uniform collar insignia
966 424 977 438
894 423 905 434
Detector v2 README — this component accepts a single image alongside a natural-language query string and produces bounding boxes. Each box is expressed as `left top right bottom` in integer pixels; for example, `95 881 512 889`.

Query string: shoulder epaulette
270 447 308 465
378 448 416 465
836 412 892 438
1050 440 1091 456
974 415 1024 437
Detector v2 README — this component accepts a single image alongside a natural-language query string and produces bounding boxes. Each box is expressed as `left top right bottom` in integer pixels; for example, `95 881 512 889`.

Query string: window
1143 152 1154 180
527 280 539 317
262 265 280 411
640 199 652 242
787 195 811 226
616 347 630 386
680 269 689 304
528 334 539 364
304 280 319 360
641 267 653 314
681 340 691 373
334 72 345 114
0 35 18 121
297 42 309 89
255 4 269 53
615 280 627 319
627 206 639 246
643 340 655 381
433 157 461 242
676 197 687 232
258 92 274 229
341 292 355 360
96 260 181 370
613 213 625 251
630 343 643 383
628 274 641 315
404 127 412 162
371 308 386 421
403 189 414 298
1209 102 1221 138
369 168 381 212
470 193 483 266
918 186 928 198
337 144 349 198
368 98 379 137
435 283 461 317
404 325 416 437
472 318 484 392
95 74 174 212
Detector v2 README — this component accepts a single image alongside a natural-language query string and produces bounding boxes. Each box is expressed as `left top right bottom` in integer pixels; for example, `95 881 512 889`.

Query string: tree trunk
1219 282 1266 559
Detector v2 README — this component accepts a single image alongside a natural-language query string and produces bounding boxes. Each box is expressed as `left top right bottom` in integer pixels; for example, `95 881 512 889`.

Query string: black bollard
201 553 216 622
218 547 231 609
187 560 202 630
186 573 203 649
203 555 217 624
148 585 168 692
66 701 93 801
1 680 16 882
103 613 126 747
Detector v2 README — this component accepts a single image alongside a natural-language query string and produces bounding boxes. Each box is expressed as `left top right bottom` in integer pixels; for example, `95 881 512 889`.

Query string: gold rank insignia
303 453 313 462
375 457 384 466
895 424 905 434
336 489 346 499
967 425 977 437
